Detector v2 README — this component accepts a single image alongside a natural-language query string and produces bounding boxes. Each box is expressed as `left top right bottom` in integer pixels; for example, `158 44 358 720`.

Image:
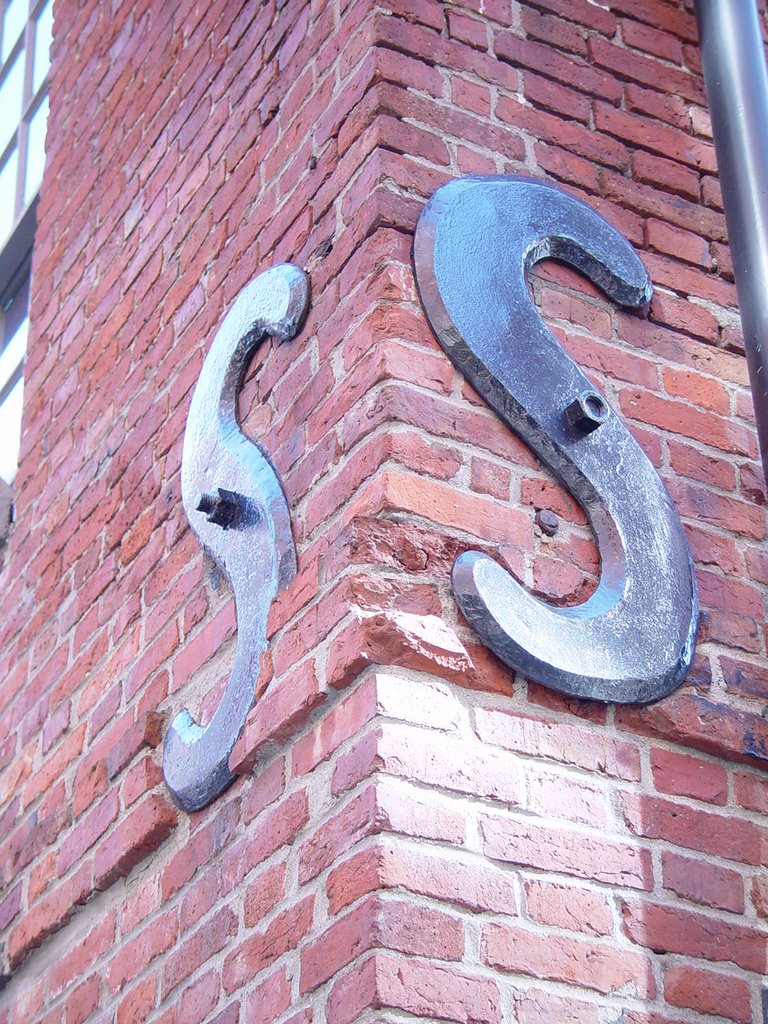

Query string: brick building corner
1 1 767 1023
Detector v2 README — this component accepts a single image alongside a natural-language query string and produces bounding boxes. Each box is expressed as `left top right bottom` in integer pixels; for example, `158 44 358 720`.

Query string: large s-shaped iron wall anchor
163 265 309 812
414 176 698 704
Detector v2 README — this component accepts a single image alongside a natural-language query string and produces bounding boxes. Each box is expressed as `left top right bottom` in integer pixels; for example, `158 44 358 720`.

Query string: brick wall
1 0 767 1022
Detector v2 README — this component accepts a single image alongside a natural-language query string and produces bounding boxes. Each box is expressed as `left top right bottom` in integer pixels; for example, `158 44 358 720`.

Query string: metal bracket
163 264 309 812
413 176 698 704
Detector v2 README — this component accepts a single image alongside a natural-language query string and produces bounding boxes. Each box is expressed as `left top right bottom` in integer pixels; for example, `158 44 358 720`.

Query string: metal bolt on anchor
565 390 609 433
195 488 242 529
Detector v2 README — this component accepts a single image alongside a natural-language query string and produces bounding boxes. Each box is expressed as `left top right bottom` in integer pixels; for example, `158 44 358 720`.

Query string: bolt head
565 390 609 433
535 509 560 536
195 488 240 529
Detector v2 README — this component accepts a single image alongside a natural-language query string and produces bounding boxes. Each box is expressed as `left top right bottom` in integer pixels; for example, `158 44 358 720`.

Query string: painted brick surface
1 1 767 1023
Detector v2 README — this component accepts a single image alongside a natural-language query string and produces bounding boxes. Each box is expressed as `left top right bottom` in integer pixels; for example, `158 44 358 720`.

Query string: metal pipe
696 0 768 484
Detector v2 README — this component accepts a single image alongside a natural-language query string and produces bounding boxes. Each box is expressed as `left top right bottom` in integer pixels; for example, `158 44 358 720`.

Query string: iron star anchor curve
413 176 698 704
163 264 309 812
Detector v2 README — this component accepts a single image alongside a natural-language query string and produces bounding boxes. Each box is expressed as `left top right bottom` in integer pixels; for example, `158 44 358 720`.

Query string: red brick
498 95 628 169
244 968 291 1024
622 19 683 62
721 655 768 700
108 912 178 994
521 5 588 55
484 921 654 997
161 823 213 901
298 787 378 884
661 850 745 914
524 878 613 936
523 0 617 35
65 975 100 1024
668 478 764 540
447 10 487 50
535 142 601 193
326 953 501 1024
588 35 704 103
324 604 489 697
5 5 768 1024
651 747 728 804
122 755 163 807
242 757 286 824
179 867 218 932
734 771 768 815
231 661 326 774
523 72 591 122
669 441 736 492
291 679 378 776
50 910 116 997
514 988 601 1024
664 964 751 1024
327 842 519 917
94 794 177 890
474 707 640 780
300 896 464 992
341 721 524 805
596 102 715 174
662 364 730 413
540 287 611 337
300 780 466 884
244 861 286 928
497 31 621 101
120 876 161 935
527 770 607 826
178 971 218 1024
751 876 768 918
623 791 763 864
622 899 767 972
116 975 156 1024
481 813 652 890
162 907 237 998
470 457 510 500
8 863 92 969
222 896 314 993
221 790 308 895
57 790 120 875
620 388 756 457
632 150 700 201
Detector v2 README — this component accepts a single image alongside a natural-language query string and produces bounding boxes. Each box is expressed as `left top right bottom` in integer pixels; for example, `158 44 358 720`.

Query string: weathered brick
661 850 745 914
222 896 314 994
622 899 767 973
328 842 519 917
524 878 613 936
94 794 177 890
108 912 178 994
301 896 464 992
326 954 501 1024
484 921 654 997
650 747 728 804
221 790 309 895
481 812 652 889
162 907 237 998
663 964 752 1024
474 707 640 780
622 791 763 865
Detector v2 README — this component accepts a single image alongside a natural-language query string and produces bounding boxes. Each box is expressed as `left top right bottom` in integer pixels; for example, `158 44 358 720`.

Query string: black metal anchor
413 176 698 704
163 264 309 811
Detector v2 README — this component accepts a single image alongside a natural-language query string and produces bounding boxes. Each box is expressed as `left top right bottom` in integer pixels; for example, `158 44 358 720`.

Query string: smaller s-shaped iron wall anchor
414 176 698 704
163 265 309 812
